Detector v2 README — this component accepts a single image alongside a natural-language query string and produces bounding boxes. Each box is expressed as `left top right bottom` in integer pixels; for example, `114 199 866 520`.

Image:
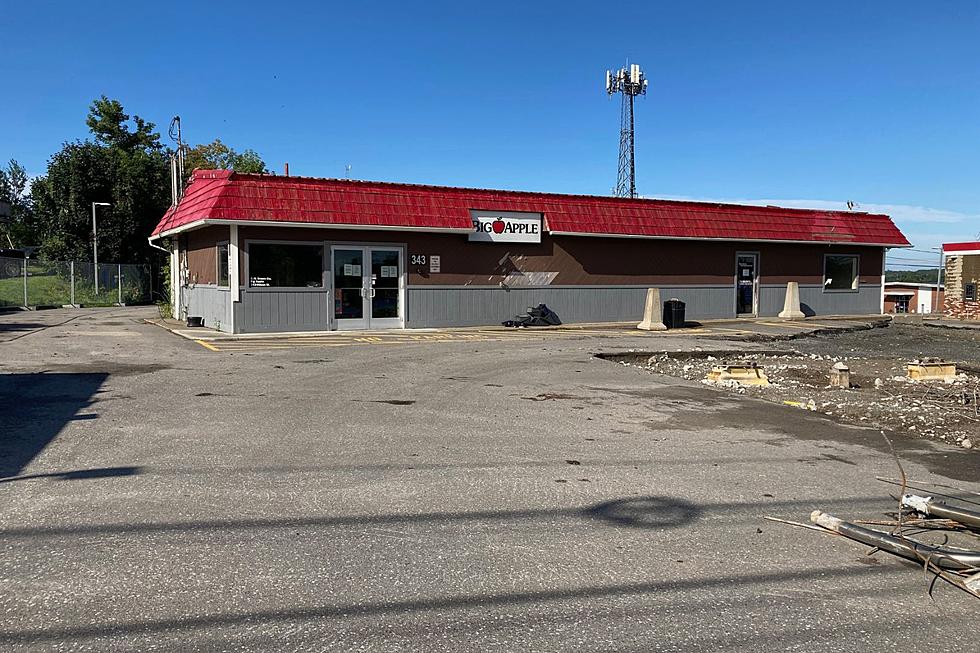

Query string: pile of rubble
638 351 978 448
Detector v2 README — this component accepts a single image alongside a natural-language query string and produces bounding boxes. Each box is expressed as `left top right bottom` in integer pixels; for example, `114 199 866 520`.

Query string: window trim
244 239 327 291
822 253 860 294
216 240 230 289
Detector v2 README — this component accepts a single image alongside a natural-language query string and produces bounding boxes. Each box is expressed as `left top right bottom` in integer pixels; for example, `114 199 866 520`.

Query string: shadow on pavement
0 373 108 477
0 495 702 539
0 322 50 333
0 465 141 484
0 564 902 644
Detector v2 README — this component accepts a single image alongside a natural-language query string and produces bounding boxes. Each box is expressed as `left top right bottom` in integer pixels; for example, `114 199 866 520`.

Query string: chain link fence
0 257 151 309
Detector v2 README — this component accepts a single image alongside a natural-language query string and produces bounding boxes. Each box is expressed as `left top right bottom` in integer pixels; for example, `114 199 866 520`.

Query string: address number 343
411 254 427 265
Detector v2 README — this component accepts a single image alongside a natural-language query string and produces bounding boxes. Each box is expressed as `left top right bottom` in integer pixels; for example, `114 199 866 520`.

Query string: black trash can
663 299 686 329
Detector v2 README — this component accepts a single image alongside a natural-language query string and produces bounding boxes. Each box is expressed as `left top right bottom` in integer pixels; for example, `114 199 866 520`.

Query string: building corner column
880 248 887 315
229 225 240 333
170 245 180 320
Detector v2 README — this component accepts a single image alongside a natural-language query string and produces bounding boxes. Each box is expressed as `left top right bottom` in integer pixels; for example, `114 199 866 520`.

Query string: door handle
370 288 376 298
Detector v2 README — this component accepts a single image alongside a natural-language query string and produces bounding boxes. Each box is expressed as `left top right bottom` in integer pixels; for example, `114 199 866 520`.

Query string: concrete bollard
829 362 851 388
637 288 667 331
778 281 806 320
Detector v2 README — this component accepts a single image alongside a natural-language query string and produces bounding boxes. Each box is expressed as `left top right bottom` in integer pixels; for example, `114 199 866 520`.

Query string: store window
823 255 859 291
217 242 229 288
248 243 323 288
966 283 977 302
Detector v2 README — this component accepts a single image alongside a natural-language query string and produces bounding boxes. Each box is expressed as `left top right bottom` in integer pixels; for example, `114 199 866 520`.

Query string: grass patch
0 273 144 307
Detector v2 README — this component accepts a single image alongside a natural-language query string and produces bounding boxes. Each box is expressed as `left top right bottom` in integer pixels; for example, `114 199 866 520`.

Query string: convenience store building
149 170 910 333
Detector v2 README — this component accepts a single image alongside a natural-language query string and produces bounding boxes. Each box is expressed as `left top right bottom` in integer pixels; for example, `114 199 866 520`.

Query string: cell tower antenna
605 62 649 198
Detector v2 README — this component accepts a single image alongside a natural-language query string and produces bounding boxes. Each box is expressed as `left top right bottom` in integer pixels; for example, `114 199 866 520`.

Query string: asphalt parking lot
1 307 977 652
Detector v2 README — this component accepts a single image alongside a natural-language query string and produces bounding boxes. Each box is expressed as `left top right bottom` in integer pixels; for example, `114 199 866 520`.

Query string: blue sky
2 1 977 266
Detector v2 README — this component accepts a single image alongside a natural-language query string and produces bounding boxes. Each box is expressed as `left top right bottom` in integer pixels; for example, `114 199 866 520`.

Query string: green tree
0 159 36 248
885 269 942 283
30 98 171 264
86 96 162 152
183 138 267 181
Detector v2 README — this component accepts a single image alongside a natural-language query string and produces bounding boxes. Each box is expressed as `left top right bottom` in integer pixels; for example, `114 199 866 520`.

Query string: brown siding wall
185 226 229 285
229 225 883 287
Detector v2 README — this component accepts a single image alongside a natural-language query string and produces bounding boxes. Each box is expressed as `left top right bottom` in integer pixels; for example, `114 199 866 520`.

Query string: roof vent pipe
284 162 289 177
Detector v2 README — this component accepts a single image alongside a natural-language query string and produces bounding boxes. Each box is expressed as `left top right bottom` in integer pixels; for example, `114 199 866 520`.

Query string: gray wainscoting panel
220 284 882 333
759 284 881 317
185 286 233 333
406 285 736 328
235 290 330 333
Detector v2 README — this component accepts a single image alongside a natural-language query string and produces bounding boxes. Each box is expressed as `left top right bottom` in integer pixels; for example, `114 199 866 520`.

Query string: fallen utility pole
902 494 980 530
810 510 980 571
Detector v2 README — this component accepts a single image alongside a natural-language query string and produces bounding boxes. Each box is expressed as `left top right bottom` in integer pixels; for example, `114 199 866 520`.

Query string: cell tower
606 63 649 198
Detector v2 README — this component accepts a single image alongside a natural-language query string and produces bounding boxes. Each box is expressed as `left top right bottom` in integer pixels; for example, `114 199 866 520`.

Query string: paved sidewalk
145 314 889 352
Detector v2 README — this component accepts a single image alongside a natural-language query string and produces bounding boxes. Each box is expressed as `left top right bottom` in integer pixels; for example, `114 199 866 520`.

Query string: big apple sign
468 210 543 244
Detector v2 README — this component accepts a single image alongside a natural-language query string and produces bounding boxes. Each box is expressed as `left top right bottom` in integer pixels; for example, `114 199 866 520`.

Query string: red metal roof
151 170 910 247
943 241 980 253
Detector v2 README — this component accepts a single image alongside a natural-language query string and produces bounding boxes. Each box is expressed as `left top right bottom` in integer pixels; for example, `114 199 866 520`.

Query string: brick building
942 241 980 321
883 282 943 314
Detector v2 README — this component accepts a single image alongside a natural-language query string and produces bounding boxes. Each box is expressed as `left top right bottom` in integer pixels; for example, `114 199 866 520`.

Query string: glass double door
332 246 404 330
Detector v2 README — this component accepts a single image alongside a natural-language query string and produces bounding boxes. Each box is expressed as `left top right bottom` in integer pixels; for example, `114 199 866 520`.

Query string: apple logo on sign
491 219 506 234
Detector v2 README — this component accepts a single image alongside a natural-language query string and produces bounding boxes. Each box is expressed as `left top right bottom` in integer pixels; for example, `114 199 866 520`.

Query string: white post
170 245 179 319
935 248 944 316
22 258 27 307
117 263 123 305
229 225 240 334
70 261 75 306
880 250 887 315
229 225 240 303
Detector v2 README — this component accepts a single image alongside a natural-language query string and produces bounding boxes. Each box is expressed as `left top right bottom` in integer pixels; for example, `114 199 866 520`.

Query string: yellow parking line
195 339 221 351
755 321 813 329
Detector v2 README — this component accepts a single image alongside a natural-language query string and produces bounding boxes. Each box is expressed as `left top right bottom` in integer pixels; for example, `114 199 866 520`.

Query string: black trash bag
502 303 561 327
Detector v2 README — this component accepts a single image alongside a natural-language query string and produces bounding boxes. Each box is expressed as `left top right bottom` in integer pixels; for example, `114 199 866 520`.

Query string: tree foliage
86 96 162 152
0 159 35 247
30 99 171 263
885 268 942 283
184 138 267 181
17 97 269 264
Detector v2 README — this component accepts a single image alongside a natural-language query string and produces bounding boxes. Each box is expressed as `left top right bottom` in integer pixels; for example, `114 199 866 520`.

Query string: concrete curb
144 315 890 344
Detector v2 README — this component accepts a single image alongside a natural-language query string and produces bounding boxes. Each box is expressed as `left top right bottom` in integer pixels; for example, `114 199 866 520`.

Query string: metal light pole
92 202 110 295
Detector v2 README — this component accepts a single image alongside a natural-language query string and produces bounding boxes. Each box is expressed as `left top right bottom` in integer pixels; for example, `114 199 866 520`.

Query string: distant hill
885 268 941 283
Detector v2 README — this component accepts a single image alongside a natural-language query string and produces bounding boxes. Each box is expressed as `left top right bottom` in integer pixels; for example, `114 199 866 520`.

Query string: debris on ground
610 324 980 447
704 361 769 386
807 505 980 598
768 471 980 600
